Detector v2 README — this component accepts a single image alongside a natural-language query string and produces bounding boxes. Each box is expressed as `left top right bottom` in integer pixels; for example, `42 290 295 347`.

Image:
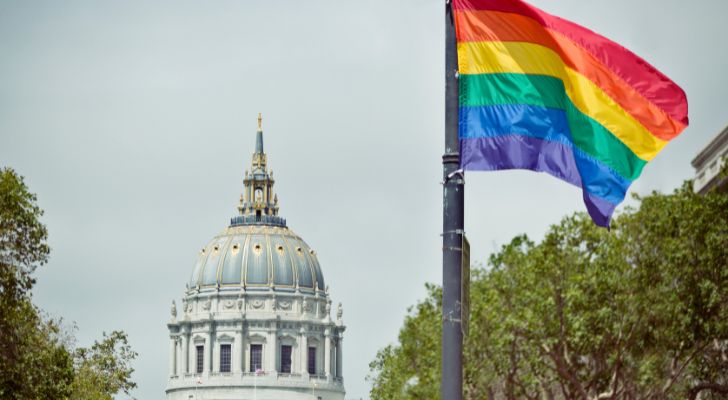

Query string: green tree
0 167 138 400
71 331 138 400
619 182 728 399
369 181 728 400
368 284 442 400
0 301 75 400
0 168 73 399
0 168 50 301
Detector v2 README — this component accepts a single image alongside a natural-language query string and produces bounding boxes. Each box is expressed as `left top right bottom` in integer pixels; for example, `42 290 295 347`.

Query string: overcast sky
1 1 727 399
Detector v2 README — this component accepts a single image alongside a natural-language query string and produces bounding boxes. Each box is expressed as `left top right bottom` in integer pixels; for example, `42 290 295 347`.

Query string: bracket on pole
446 169 464 182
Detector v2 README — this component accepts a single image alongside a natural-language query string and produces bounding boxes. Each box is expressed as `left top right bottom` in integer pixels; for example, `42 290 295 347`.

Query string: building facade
692 125 728 194
166 115 346 400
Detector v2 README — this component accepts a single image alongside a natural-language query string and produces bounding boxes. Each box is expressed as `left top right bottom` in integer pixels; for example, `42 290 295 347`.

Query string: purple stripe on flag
461 134 583 186
460 135 617 227
583 191 616 227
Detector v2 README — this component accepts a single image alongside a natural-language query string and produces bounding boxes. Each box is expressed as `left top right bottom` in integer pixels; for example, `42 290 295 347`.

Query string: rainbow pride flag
453 0 688 227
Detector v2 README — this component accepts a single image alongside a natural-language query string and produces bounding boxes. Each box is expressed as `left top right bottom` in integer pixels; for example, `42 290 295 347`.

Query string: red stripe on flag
454 9 686 141
452 0 688 126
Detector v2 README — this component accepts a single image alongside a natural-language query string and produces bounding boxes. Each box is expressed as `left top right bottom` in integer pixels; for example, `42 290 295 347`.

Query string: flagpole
442 0 464 399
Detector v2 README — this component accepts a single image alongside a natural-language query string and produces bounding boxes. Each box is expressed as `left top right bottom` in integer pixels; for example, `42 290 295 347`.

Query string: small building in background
692 125 728 194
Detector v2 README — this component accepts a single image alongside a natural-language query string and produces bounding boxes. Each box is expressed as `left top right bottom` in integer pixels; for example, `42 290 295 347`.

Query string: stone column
176 338 182 376
204 332 212 375
190 337 198 374
169 336 177 377
336 336 343 378
234 326 243 374
212 333 220 373
179 332 188 375
299 328 308 375
267 323 277 373
324 329 331 378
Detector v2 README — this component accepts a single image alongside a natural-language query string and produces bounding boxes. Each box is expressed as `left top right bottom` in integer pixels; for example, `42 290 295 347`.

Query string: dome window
253 243 262 254
214 245 220 252
309 249 316 255
296 246 302 253
231 243 240 255
277 245 284 253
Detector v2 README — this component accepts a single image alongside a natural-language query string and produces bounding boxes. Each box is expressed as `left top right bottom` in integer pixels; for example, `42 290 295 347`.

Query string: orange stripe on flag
454 9 685 141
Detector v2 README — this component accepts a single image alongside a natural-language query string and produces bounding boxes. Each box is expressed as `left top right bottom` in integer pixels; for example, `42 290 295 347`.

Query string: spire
251 113 266 171
232 114 285 228
255 112 264 154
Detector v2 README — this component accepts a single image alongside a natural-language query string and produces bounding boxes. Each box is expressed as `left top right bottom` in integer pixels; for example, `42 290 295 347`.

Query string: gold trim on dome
244 233 269 288
270 234 296 289
241 234 251 287
265 233 274 286
212 236 232 287
191 222 317 290
302 242 319 291
191 247 208 288
196 240 214 287
281 235 301 288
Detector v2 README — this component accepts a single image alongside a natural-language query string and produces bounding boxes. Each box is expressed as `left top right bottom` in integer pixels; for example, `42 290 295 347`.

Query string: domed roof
188 224 325 292
188 115 325 293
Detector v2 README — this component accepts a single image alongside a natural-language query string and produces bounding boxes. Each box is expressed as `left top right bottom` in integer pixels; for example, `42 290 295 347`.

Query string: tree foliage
0 168 70 399
368 284 442 400
71 331 138 400
0 302 74 400
368 181 728 400
0 168 50 300
0 167 138 400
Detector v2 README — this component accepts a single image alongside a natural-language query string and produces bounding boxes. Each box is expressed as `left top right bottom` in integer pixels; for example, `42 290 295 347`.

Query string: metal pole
442 0 464 399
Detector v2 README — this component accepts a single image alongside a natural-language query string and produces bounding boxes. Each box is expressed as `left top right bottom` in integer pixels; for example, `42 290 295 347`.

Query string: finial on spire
254 113 264 155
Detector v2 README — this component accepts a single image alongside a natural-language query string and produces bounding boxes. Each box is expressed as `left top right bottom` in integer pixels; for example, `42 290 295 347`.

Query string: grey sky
1 1 726 399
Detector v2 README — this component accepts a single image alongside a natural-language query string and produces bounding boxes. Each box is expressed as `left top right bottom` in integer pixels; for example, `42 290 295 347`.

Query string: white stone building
692 125 728 194
166 115 346 400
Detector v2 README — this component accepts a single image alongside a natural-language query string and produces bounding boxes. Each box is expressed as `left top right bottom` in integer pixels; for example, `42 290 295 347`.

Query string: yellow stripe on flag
458 41 668 161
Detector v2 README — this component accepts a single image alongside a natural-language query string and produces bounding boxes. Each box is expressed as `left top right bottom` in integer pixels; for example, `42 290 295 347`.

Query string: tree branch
661 342 710 396
688 382 728 400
